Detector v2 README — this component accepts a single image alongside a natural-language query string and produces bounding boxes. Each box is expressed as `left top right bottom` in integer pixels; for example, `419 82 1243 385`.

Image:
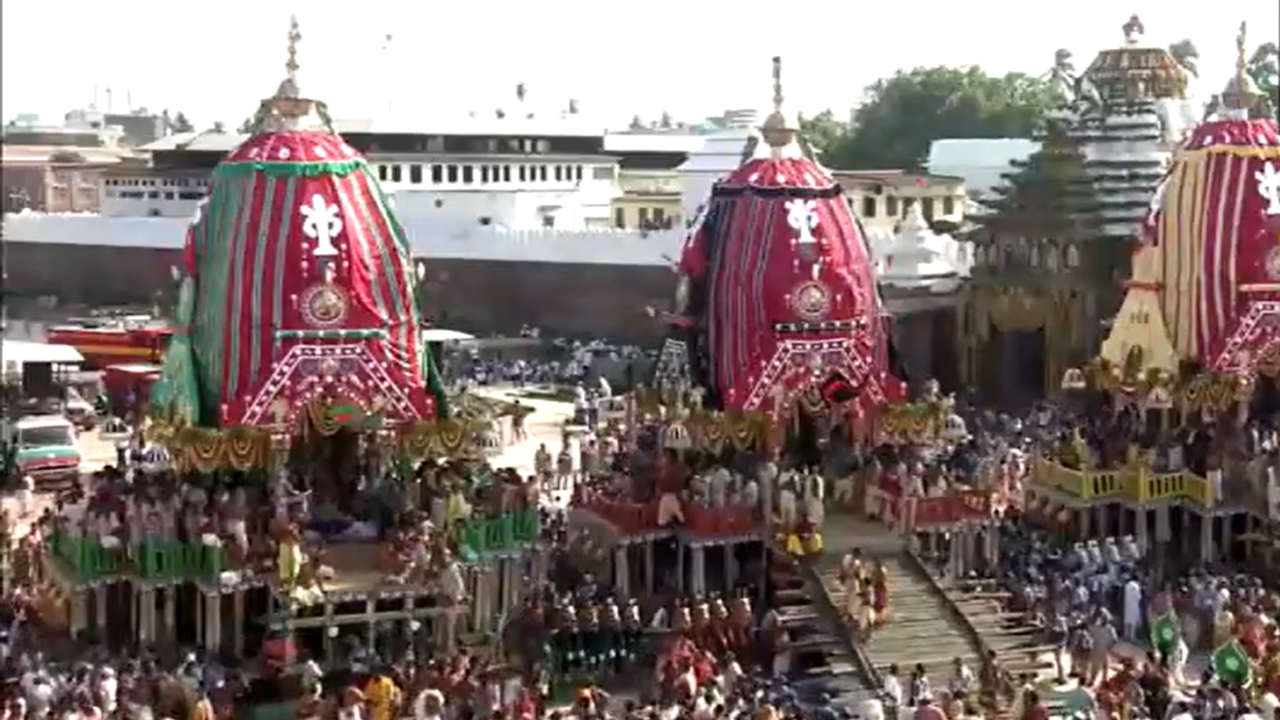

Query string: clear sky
4 0 1277 130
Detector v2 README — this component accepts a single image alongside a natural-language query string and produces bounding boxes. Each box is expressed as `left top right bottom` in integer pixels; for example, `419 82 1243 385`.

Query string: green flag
1212 639 1254 687
1149 612 1178 655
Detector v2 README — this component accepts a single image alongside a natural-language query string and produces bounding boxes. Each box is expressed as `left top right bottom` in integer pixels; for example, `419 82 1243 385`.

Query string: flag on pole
1212 639 1254 687
1149 611 1179 656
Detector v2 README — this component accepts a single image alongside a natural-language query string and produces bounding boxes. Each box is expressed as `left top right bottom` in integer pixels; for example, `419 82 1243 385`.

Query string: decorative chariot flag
1212 638 1254 686
1150 611 1179 655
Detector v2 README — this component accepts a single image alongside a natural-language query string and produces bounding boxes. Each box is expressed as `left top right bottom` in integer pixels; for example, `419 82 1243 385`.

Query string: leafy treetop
801 65 1057 172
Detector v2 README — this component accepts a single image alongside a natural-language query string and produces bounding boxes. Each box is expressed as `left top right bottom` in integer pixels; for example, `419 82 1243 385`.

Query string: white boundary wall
3 213 685 266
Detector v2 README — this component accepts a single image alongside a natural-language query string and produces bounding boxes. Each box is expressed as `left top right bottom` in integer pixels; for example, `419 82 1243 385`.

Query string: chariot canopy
151 16 445 435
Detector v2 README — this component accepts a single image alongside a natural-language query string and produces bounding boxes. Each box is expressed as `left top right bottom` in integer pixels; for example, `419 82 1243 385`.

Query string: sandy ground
474 387 575 477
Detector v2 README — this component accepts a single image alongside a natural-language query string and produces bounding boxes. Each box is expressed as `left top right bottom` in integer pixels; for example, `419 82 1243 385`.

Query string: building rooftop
135 127 703 158
1 145 131 165
602 132 704 154
831 170 965 188
331 115 609 138
3 339 84 366
138 131 246 153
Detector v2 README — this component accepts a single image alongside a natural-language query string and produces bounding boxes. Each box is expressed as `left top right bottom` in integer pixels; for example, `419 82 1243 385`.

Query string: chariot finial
250 14 333 133
771 56 784 116
760 56 798 154
1221 20 1265 114
286 15 302 88
1235 21 1248 90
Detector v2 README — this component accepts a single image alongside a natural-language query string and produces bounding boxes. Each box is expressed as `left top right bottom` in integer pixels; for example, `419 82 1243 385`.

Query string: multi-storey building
833 170 968 235
95 121 697 232
2 107 169 214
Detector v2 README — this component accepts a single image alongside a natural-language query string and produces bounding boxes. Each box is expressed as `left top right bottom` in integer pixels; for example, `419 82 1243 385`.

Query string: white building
676 109 761 221
7 102 964 296
871 205 972 293
98 123 701 233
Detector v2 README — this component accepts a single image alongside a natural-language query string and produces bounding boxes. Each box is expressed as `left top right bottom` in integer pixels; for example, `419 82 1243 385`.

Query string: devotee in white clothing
1122 577 1142 640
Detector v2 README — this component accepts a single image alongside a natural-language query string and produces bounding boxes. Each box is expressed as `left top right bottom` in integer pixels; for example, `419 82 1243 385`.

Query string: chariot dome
151 17 445 430
668 57 898 414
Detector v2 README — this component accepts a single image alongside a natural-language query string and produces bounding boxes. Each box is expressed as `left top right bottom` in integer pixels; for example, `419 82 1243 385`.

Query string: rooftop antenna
105 88 114 114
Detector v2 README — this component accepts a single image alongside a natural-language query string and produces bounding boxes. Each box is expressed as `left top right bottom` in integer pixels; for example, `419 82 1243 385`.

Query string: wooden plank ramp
811 519 1057 717
769 555 881 710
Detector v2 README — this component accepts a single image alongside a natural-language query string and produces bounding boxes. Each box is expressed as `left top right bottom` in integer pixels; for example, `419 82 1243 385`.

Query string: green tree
829 65 1056 171
170 111 195 133
1249 41 1279 116
798 109 854 164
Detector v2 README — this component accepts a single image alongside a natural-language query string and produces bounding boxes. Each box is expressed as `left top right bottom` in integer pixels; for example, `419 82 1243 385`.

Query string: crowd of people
1 366 1279 720
458 340 650 393
0 371 811 720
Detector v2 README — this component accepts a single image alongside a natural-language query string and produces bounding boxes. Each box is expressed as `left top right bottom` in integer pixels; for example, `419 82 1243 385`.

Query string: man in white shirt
96 668 118 716
948 658 975 696
298 655 323 690
413 688 444 720
882 664 904 708
692 691 715 720
1208 466 1223 502
25 675 54 717
1122 577 1142 641
676 662 698 699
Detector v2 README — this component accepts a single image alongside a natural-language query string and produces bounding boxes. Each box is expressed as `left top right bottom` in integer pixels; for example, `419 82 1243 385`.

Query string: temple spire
759 56 799 157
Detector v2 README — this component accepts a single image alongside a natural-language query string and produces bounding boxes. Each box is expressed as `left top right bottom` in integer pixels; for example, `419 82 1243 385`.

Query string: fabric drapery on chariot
1144 119 1280 366
679 158 885 411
